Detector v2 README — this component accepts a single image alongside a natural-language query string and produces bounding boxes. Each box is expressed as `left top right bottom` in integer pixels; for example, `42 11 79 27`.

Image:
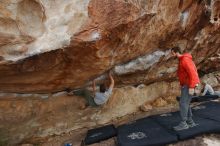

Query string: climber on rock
69 72 114 109
171 47 200 131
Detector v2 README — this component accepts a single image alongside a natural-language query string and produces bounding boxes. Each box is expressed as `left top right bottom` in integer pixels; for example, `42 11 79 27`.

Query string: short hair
201 80 207 85
99 84 106 93
171 47 182 54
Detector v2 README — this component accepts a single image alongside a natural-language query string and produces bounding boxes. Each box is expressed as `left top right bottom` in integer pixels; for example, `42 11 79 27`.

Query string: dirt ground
28 102 220 146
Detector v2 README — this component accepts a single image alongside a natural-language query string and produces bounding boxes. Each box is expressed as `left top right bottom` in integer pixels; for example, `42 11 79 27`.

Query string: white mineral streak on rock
52 91 67 97
94 74 107 82
157 67 177 77
114 50 169 75
90 31 101 41
180 10 189 28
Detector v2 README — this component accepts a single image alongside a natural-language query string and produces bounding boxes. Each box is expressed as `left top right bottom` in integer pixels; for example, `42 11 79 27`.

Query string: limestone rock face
0 80 179 144
0 0 219 93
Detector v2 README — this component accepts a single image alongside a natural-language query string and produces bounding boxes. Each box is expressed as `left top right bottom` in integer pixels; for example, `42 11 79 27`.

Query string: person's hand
194 84 200 96
109 71 113 79
189 88 194 96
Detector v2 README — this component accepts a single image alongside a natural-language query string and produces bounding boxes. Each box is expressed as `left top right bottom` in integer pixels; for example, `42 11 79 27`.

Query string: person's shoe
187 119 198 128
173 121 189 131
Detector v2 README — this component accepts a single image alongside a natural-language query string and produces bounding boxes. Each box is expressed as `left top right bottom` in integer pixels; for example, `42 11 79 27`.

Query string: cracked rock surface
0 0 219 93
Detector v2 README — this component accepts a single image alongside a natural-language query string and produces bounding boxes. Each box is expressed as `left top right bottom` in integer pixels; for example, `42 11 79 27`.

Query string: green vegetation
0 137 8 146
0 129 8 146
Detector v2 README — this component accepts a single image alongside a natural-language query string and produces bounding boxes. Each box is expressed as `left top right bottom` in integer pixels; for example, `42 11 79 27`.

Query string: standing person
171 47 200 131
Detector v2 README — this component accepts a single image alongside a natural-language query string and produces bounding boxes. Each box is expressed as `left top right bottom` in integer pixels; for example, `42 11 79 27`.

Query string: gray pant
179 85 193 122
73 89 98 107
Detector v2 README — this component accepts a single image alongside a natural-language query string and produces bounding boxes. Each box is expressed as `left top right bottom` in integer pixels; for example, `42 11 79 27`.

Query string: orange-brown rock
140 103 153 112
0 0 219 93
151 97 168 107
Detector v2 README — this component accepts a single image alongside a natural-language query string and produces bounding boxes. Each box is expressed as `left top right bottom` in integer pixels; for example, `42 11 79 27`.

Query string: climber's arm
92 80 96 97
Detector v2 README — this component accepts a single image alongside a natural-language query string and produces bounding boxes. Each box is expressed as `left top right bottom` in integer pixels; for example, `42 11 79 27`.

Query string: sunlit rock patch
0 0 90 61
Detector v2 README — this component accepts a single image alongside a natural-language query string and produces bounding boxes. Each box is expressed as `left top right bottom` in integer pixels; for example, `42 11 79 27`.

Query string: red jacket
177 53 200 88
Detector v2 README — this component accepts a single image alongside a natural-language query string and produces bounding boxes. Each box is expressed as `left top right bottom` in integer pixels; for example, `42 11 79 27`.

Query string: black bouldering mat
177 96 196 102
151 111 220 140
117 118 178 146
84 124 116 145
176 95 219 103
196 95 219 102
193 101 220 122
